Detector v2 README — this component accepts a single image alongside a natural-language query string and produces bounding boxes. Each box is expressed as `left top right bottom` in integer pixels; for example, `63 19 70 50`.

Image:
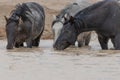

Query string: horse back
21 2 45 39
24 2 45 21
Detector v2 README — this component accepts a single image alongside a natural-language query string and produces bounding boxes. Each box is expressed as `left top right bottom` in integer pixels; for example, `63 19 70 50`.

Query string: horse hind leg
32 35 41 47
78 41 84 47
15 43 19 48
77 33 84 47
20 43 24 47
112 34 120 50
85 32 91 46
15 43 24 48
26 37 32 48
32 29 44 47
98 34 109 50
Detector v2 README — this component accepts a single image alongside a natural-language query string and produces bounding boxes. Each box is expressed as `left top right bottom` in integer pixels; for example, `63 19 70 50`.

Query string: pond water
0 34 120 80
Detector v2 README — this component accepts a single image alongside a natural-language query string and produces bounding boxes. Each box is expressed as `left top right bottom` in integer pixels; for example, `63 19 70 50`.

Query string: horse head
4 4 23 49
54 16 78 50
52 13 70 45
4 15 20 49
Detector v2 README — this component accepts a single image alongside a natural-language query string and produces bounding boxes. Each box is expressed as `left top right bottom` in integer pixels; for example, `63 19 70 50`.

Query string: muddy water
0 35 120 80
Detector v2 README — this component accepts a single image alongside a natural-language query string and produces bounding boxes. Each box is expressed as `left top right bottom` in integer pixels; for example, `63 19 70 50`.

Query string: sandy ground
0 0 100 39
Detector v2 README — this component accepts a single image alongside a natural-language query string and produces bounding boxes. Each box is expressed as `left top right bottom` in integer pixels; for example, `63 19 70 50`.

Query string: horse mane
70 0 108 34
10 4 21 15
75 0 106 18
8 3 23 22
57 3 79 19
52 3 79 27
21 3 32 14
73 0 119 34
7 2 34 26
75 0 119 17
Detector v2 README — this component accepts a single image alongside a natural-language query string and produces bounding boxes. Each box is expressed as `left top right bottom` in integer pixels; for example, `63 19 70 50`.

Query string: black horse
51 3 91 48
54 0 120 50
5 2 45 49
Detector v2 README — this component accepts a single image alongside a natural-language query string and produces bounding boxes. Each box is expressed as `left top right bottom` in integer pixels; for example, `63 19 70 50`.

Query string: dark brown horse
5 2 45 49
54 0 120 50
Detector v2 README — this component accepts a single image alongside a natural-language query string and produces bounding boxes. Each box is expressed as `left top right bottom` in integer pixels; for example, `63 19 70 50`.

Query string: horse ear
4 16 8 22
64 13 71 21
61 18 65 22
69 16 74 23
63 13 68 21
53 15 56 20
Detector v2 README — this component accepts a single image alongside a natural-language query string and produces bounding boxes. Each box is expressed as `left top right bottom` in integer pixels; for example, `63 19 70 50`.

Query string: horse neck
10 13 19 21
10 4 23 20
74 18 95 35
74 1 107 34
75 0 105 16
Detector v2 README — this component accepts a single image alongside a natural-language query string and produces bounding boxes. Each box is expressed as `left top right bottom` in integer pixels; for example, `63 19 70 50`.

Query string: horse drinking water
54 0 120 50
5 2 45 49
52 3 91 48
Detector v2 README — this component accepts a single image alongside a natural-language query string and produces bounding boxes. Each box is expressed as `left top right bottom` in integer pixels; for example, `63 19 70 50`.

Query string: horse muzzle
53 41 70 50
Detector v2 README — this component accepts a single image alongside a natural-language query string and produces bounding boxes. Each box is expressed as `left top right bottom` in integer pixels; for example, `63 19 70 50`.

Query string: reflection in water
0 38 120 80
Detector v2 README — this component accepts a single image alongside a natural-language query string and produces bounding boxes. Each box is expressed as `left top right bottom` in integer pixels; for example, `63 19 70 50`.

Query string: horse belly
32 16 44 39
32 25 44 39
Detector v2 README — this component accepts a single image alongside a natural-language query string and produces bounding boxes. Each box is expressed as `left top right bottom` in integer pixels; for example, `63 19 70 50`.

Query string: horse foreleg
26 36 32 48
24 21 32 48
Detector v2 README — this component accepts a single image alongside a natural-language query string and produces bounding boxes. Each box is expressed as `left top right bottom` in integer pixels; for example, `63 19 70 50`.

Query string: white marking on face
52 22 63 43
